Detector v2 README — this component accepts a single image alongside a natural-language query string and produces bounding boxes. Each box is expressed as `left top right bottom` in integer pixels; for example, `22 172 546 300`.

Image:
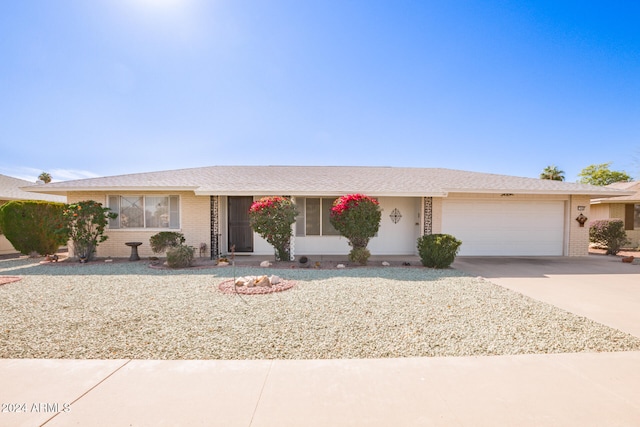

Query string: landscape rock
269 275 282 285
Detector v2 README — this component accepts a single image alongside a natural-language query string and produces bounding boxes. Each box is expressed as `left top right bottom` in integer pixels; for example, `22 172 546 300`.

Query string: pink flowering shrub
249 196 298 261
330 194 381 265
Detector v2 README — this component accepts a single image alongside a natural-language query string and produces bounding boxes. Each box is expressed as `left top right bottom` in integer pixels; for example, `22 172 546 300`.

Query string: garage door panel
442 200 565 256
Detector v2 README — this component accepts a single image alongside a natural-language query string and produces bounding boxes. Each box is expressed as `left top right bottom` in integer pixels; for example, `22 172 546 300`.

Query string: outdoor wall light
577 206 586 211
575 213 588 227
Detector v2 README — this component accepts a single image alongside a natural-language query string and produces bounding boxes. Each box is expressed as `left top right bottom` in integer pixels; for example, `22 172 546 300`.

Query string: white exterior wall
61 190 596 258
291 196 420 256
567 195 591 256
368 197 421 255
250 196 422 256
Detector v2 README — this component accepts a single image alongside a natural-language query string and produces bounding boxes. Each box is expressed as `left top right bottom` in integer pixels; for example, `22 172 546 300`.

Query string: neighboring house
0 174 66 255
591 181 640 248
23 166 631 258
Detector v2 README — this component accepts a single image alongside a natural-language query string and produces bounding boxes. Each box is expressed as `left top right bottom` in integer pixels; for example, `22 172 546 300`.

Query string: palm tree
540 165 565 181
38 172 52 183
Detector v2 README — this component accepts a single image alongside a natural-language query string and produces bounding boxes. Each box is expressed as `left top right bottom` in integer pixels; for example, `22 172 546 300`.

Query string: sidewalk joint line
248 360 273 427
40 359 133 426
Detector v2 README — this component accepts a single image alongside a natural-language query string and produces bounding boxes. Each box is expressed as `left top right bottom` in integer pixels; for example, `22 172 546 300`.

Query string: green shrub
348 247 371 266
60 201 117 261
417 234 462 268
150 231 185 254
0 200 68 255
166 245 195 268
589 219 628 255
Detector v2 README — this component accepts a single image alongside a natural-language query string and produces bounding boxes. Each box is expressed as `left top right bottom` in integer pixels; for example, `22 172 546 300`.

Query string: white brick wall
567 195 590 256
67 192 211 258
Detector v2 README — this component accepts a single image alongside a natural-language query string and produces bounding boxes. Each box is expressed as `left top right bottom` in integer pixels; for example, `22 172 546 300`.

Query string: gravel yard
1 257 639 360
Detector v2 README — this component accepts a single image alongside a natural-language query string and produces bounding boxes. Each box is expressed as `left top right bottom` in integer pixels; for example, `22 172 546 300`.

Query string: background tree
578 163 631 186
38 172 52 183
0 201 67 255
329 194 381 265
539 165 565 181
249 196 298 261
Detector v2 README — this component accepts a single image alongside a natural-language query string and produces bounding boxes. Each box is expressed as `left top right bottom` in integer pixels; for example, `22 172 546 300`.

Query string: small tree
589 219 629 255
249 196 298 261
578 163 631 186
540 165 565 181
329 194 381 265
0 200 67 255
60 200 117 261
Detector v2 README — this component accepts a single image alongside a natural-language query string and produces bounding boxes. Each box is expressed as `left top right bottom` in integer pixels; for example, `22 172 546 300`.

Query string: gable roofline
0 174 66 202
590 181 640 204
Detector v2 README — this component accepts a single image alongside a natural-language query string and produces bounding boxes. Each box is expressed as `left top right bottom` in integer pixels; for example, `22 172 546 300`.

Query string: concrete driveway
453 255 640 338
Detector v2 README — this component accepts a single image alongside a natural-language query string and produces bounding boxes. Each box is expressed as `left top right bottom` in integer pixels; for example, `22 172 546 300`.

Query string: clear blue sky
1 0 639 182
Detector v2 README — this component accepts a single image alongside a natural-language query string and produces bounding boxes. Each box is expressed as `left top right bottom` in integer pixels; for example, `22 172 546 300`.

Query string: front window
635 204 640 229
296 197 340 236
108 195 180 229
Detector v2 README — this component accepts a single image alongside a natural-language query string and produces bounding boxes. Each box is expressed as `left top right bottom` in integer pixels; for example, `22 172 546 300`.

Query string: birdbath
125 242 142 261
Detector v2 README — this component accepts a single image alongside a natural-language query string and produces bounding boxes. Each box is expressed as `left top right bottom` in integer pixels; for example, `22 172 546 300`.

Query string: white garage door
442 200 565 256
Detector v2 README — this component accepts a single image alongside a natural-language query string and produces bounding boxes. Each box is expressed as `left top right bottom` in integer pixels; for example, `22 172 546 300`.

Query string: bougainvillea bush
589 219 629 255
330 194 381 265
60 200 117 261
249 196 298 261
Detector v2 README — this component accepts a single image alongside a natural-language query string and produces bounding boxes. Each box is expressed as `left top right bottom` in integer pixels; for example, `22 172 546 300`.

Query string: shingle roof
591 181 640 203
22 166 632 197
0 174 66 202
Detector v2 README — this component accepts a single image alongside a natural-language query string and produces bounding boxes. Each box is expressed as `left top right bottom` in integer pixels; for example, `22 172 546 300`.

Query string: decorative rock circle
218 279 296 295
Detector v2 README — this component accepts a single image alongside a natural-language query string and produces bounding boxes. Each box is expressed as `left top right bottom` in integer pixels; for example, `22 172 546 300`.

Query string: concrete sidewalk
2 352 640 427
2 255 640 426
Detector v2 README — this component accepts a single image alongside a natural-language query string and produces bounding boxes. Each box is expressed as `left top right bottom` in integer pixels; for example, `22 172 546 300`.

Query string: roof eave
22 186 200 195
445 188 636 197
194 189 450 197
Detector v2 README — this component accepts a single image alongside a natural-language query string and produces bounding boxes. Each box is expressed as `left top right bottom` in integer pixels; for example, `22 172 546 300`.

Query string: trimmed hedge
417 234 462 269
0 200 68 255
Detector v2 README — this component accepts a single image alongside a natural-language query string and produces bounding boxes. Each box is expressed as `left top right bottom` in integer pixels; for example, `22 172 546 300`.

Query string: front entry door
228 196 253 252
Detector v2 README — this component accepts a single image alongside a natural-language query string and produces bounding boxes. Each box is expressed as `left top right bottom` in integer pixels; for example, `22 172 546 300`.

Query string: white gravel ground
1 257 639 360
